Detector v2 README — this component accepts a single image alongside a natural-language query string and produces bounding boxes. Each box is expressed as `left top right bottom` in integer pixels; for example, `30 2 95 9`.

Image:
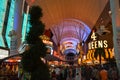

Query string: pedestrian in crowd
99 66 108 80
64 66 69 80
75 65 81 80
84 66 93 80
55 67 60 80
68 67 73 80
111 66 119 80
51 70 56 80
92 66 100 80
75 73 80 80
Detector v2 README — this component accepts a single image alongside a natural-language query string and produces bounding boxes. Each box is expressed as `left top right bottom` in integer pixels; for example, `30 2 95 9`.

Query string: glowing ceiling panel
28 0 108 30
51 19 91 55
51 19 91 45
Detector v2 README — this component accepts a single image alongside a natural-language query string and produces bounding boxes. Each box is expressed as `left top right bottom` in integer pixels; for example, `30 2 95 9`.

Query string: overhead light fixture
108 10 112 15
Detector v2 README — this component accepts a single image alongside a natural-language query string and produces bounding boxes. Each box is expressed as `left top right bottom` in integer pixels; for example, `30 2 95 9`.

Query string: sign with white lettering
88 30 108 49
91 30 97 41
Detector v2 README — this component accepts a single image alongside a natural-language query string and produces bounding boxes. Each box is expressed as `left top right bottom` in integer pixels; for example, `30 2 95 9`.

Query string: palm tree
21 6 50 80
94 47 106 64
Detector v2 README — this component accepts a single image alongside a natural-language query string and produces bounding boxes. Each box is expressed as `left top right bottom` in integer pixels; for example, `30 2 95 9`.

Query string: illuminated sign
0 48 9 59
0 0 8 47
6 0 15 48
88 40 108 49
86 48 114 60
88 30 108 49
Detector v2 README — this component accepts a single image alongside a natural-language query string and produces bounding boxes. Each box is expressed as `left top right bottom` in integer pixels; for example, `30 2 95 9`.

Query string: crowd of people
0 62 19 80
50 63 120 80
0 62 120 80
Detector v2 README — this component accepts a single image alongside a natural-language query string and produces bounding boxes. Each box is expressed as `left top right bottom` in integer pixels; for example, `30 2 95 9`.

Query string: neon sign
88 30 108 49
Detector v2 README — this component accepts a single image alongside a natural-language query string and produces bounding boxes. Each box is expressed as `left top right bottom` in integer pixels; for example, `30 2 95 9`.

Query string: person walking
75 66 81 80
99 66 108 80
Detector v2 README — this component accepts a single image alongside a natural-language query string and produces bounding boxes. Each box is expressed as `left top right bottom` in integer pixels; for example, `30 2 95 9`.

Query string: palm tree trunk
99 54 102 65
107 49 111 63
